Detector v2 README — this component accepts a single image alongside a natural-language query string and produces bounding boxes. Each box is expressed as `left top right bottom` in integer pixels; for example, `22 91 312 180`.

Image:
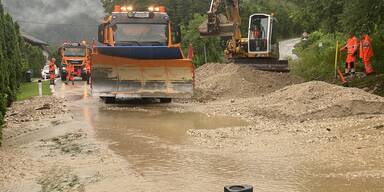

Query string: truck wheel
160 98 172 103
102 97 116 104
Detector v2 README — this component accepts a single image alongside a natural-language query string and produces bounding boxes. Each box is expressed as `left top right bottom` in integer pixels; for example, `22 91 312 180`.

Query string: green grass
17 80 52 101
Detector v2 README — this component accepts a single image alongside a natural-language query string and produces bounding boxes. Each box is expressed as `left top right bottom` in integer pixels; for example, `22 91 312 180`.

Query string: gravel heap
193 63 303 102
249 81 384 120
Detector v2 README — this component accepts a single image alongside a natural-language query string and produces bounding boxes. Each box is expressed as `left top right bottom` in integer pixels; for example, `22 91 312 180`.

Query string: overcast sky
3 0 105 45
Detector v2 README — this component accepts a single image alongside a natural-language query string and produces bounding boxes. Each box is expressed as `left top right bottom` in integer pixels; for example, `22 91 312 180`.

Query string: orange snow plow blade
91 54 194 99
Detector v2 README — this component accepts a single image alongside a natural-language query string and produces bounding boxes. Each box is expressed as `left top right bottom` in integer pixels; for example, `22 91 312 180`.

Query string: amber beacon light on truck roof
113 5 166 13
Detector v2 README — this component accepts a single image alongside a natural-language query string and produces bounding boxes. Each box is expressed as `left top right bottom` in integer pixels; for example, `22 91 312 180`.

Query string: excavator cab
247 14 279 59
248 14 269 52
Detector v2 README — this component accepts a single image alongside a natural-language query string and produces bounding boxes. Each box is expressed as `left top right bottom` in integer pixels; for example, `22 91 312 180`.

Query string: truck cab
59 42 91 81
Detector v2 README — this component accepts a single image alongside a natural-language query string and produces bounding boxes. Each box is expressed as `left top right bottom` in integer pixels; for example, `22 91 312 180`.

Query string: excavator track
232 58 290 72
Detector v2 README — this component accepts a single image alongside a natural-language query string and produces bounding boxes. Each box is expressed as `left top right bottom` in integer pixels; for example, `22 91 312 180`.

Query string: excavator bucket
91 46 194 99
199 14 234 38
199 20 234 38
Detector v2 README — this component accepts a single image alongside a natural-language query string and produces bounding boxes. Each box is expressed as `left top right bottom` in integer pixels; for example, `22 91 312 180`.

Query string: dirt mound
4 96 68 140
193 63 303 102
251 81 384 120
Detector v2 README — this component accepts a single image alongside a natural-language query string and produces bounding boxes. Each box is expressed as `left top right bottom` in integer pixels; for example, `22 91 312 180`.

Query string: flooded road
57 82 383 192
62 84 308 192
3 81 380 192
84 107 305 192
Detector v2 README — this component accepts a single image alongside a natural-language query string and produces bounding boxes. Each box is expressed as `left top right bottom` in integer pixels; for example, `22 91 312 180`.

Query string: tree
181 14 223 67
0 0 43 144
339 0 384 34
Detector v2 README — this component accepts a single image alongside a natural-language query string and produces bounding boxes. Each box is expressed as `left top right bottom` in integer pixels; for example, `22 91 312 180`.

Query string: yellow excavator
199 0 289 72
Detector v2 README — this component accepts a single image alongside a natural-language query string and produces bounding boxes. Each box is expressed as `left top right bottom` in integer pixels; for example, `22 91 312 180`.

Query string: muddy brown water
86 106 251 169
53 82 384 192
75 102 306 192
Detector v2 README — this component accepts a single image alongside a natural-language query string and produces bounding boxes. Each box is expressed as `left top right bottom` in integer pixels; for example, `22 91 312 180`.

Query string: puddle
89 108 249 178
64 95 83 101
92 108 248 144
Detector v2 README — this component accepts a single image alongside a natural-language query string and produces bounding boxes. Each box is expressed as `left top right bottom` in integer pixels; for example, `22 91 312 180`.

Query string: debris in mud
193 63 303 102
39 167 84 192
35 104 51 111
374 125 384 130
41 132 95 156
0 149 34 185
4 96 67 140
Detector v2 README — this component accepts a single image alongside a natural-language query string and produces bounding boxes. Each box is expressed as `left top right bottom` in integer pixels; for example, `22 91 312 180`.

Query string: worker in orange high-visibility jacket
340 32 358 76
85 60 91 85
66 63 75 85
360 33 375 75
49 58 56 85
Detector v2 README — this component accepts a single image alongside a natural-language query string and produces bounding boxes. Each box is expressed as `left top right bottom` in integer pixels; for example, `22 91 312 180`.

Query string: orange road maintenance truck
92 5 194 103
58 42 91 82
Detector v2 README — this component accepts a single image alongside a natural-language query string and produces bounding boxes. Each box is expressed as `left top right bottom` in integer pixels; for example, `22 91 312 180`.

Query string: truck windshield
113 24 167 45
249 15 269 52
64 47 86 57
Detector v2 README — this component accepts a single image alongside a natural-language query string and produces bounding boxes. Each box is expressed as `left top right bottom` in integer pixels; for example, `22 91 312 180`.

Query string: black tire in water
102 97 116 104
160 98 172 103
224 185 253 192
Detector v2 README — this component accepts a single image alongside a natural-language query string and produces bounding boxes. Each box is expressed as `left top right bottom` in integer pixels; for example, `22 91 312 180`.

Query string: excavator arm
227 0 242 41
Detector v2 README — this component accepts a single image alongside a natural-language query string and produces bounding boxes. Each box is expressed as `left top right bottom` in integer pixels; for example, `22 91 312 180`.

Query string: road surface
280 38 301 60
1 75 384 192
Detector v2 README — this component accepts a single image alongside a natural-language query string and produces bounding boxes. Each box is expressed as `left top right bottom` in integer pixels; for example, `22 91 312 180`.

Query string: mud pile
4 96 68 140
0 149 32 186
194 63 303 102
250 81 384 120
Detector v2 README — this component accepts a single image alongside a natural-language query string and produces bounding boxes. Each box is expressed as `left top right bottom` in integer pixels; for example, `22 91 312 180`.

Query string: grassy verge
17 80 52 101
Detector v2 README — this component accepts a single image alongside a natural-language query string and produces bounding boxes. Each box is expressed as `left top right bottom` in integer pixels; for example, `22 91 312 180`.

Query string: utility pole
204 43 208 64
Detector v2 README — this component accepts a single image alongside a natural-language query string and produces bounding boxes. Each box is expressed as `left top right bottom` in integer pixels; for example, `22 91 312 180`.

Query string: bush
0 95 5 145
180 14 223 67
22 44 46 78
371 34 384 74
0 112 3 145
291 31 347 80
292 31 384 80
0 1 43 145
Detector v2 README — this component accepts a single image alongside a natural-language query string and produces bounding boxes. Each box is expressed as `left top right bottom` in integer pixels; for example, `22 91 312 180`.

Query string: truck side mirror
173 24 182 44
98 24 106 44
